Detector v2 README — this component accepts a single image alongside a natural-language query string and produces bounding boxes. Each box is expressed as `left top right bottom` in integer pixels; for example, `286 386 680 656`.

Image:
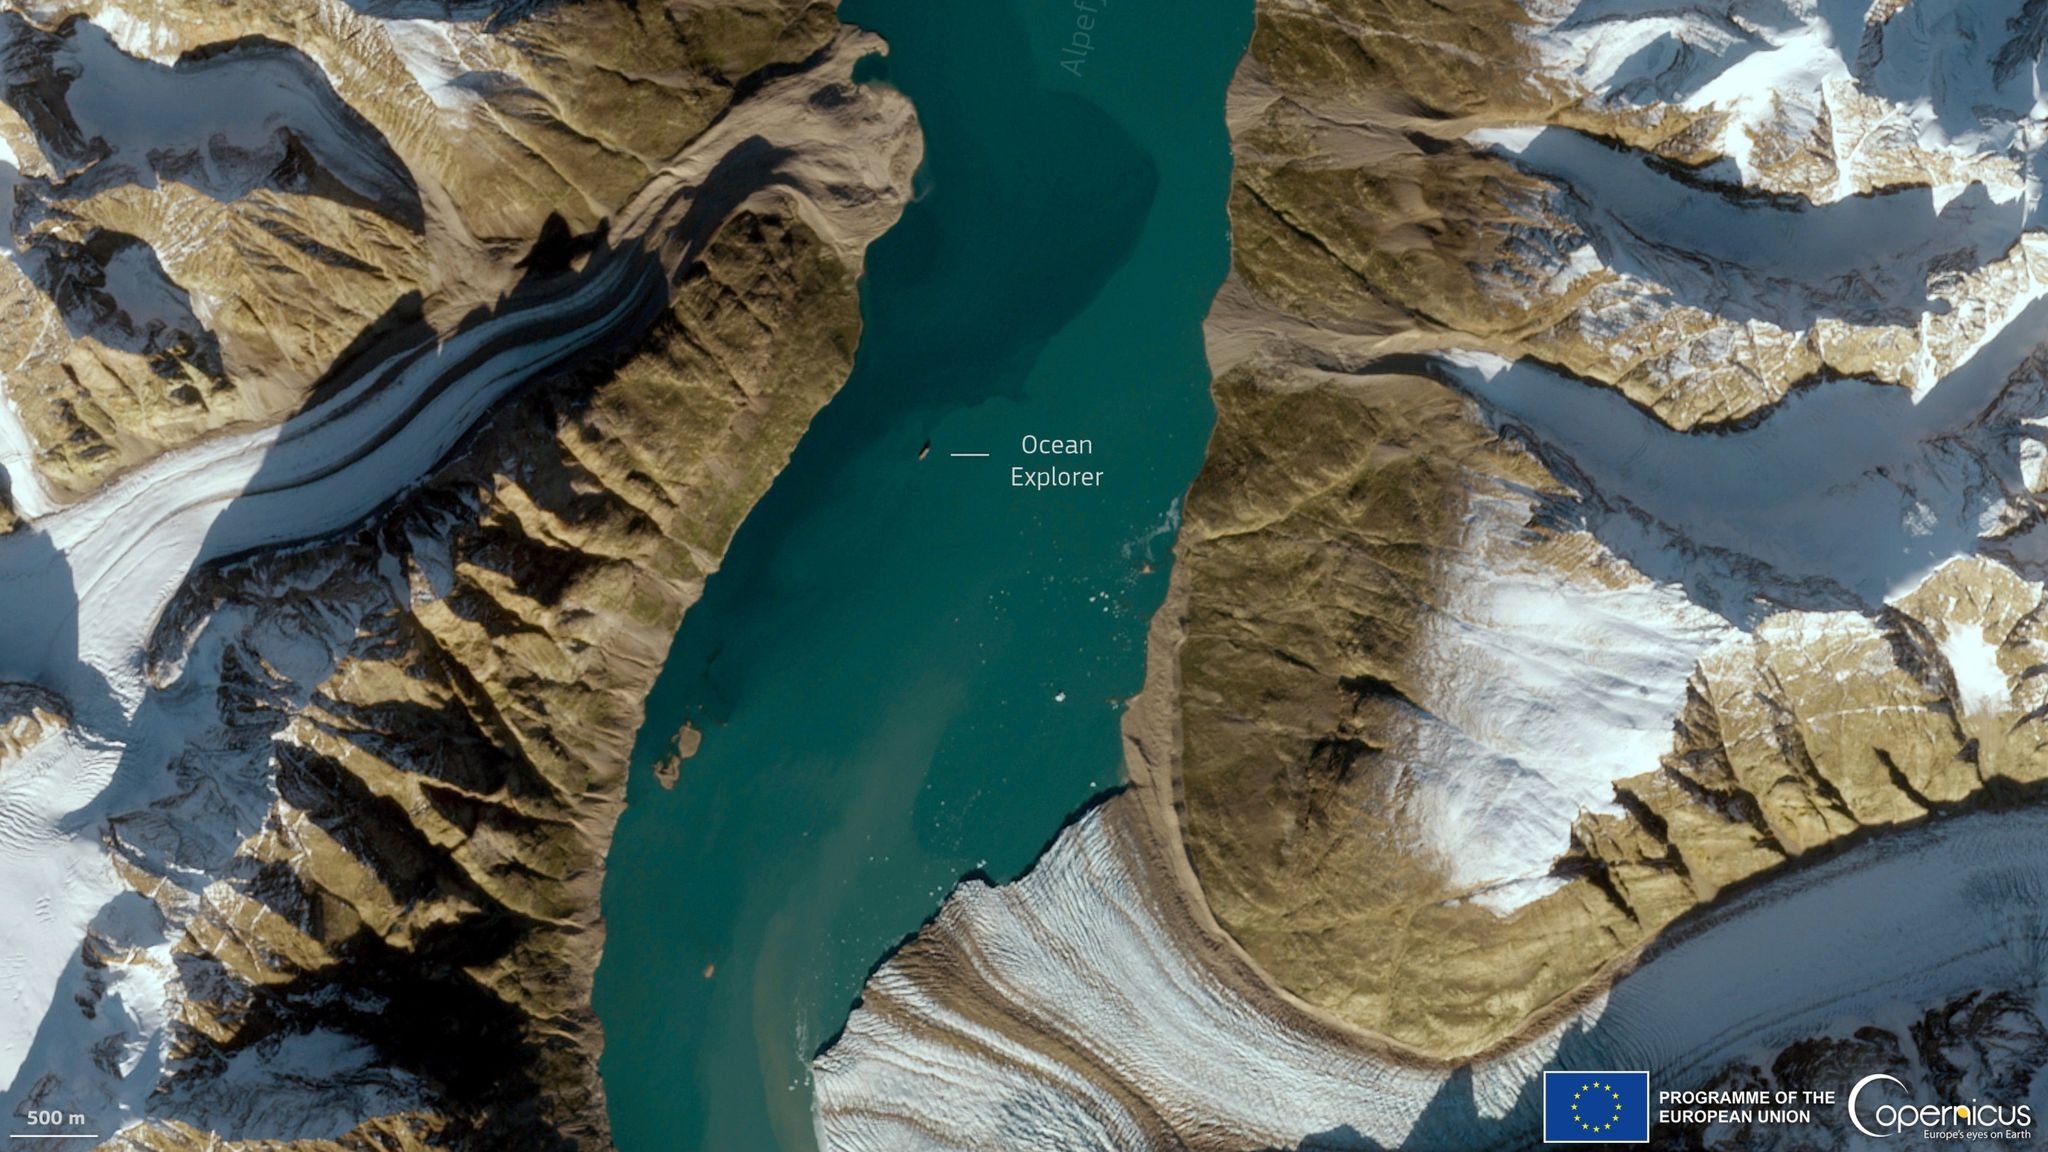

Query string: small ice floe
1053 691 1067 703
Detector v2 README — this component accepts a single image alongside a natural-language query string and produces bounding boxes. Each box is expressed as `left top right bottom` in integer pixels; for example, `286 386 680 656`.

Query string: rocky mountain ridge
811 0 2048 1143
0 2 920 1148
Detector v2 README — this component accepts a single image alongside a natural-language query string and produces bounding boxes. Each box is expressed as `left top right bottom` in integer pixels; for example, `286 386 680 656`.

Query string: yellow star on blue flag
1543 1071 1649 1143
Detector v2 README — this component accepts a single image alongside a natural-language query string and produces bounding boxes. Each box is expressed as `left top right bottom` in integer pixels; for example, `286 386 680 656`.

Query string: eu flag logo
1543 1071 1650 1144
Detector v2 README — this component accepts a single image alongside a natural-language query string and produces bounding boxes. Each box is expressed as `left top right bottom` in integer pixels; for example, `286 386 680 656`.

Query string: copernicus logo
1848 1073 2034 1139
1543 1071 1651 1144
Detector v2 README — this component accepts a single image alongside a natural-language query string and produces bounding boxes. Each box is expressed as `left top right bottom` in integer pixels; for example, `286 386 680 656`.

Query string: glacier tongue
814 801 2048 1151
808 0 2048 1138
0 21 923 1142
0 725 121 1093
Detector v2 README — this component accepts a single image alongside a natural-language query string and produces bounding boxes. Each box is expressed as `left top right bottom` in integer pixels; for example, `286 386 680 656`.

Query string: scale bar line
948 452 990 458
9 1136 102 1140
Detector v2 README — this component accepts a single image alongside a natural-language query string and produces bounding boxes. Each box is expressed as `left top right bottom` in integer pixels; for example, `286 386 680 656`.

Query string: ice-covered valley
816 798 2048 1150
812 0 2048 1142
1286 0 2048 910
0 7 921 1144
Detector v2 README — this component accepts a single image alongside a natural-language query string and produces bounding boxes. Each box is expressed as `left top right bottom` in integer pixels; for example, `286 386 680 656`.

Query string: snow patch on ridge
1939 625 2010 715
1403 273 2048 906
1523 0 2041 207
0 379 51 519
381 20 484 111
1680 20 1846 188
1405 487 1729 909
88 6 175 63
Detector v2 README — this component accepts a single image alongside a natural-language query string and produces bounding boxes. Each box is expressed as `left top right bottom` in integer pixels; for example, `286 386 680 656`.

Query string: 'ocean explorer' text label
1013 434 1102 488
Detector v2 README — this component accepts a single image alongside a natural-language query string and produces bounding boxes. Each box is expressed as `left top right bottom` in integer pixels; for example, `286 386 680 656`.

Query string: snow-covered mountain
0 2 920 1147
812 0 2048 1145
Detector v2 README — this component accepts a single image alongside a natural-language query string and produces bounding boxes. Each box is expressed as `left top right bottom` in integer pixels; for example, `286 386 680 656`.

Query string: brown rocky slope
814 0 2048 1143
0 1 919 1148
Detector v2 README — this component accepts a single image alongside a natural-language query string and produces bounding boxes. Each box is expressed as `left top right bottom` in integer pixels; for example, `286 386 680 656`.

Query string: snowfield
815 804 2048 1151
815 0 2048 1140
0 20 918 1138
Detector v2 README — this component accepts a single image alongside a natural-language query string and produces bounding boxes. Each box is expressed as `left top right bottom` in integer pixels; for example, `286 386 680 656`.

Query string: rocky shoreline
811 0 2048 1139
0 5 921 1148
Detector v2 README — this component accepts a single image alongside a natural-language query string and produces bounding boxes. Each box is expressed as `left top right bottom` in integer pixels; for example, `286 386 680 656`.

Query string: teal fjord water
591 0 1252 1148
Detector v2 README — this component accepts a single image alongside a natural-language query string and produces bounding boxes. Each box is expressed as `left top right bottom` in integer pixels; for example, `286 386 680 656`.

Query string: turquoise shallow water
591 1 1251 1148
